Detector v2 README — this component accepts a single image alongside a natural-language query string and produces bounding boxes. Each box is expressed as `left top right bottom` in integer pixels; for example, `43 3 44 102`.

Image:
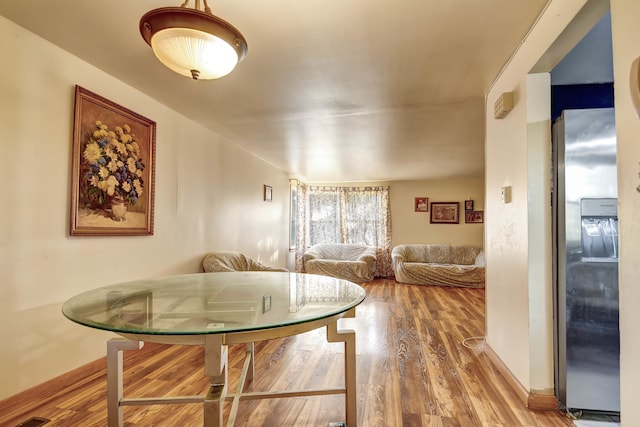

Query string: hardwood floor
0 279 575 427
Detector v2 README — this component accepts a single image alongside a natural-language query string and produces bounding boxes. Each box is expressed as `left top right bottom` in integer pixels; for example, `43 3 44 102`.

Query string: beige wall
390 179 484 247
526 73 554 394
0 16 289 400
485 0 593 397
487 1 640 425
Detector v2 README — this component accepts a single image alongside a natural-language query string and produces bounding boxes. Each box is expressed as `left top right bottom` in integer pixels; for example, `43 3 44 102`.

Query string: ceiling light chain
180 0 212 15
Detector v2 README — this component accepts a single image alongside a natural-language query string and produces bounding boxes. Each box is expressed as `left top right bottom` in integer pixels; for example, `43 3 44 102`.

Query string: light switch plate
501 186 511 204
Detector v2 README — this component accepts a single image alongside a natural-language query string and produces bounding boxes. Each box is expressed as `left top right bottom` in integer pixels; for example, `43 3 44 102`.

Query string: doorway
548 5 620 424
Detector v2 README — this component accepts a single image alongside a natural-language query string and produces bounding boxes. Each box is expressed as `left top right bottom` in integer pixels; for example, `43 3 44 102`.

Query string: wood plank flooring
0 279 574 427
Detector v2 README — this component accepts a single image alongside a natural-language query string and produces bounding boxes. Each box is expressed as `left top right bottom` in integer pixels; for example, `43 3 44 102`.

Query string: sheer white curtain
294 183 393 277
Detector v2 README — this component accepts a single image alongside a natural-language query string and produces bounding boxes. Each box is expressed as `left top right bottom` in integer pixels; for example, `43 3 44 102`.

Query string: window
289 182 297 249
307 191 340 245
292 182 394 277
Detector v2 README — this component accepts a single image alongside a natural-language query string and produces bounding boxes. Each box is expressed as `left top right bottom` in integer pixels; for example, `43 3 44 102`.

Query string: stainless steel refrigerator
552 107 619 414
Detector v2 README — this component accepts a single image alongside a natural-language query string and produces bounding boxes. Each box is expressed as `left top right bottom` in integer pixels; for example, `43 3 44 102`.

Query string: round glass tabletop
62 271 366 336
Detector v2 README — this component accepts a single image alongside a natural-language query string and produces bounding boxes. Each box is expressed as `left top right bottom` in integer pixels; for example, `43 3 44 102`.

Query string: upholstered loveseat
202 251 288 273
391 244 485 288
303 243 377 283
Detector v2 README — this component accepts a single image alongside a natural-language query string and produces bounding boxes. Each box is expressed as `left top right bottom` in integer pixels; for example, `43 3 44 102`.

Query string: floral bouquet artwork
70 86 155 236
82 121 145 221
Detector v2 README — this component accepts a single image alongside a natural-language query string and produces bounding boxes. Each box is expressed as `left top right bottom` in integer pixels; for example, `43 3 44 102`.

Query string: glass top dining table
62 271 365 427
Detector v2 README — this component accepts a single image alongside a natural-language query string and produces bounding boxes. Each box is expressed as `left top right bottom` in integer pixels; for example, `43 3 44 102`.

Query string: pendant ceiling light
140 0 247 80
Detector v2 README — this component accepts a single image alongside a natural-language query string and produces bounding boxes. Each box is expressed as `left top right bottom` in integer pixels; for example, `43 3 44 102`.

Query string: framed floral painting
70 86 156 236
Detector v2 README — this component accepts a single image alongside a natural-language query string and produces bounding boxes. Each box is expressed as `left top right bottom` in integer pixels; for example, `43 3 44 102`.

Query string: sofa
303 243 377 283
391 244 485 288
202 251 288 273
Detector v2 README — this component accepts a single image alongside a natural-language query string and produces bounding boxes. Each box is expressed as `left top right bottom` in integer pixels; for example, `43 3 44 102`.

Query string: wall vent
494 92 514 119
16 417 50 427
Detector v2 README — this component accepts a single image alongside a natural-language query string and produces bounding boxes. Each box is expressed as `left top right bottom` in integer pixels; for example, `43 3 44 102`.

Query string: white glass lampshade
140 6 247 80
151 28 239 80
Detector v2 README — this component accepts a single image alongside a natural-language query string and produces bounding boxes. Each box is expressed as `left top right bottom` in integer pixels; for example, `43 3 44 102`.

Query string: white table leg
327 319 357 427
204 335 228 426
107 338 144 427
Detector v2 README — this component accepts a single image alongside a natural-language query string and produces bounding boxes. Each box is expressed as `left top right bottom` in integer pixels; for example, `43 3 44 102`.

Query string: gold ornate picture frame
70 86 156 236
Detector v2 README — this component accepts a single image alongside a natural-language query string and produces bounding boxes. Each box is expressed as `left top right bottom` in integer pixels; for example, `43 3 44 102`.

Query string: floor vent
15 417 50 427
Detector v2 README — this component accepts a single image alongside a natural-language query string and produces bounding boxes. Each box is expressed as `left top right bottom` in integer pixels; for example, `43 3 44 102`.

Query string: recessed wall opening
534 0 619 421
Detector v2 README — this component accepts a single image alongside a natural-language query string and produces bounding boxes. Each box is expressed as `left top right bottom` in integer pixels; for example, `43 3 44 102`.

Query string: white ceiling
0 0 549 182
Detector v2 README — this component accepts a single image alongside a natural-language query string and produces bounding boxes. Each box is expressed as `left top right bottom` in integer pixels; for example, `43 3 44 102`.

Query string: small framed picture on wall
465 210 484 223
415 197 429 212
465 200 474 210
